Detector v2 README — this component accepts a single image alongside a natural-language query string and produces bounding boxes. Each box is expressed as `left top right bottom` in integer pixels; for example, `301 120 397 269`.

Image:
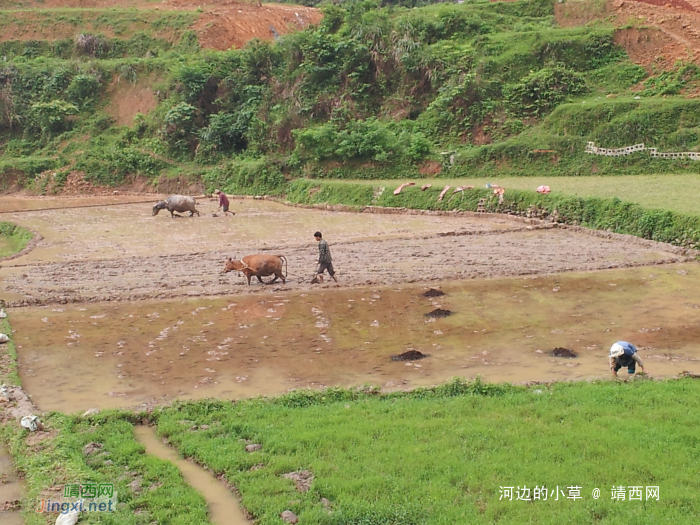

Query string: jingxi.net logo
36 483 117 514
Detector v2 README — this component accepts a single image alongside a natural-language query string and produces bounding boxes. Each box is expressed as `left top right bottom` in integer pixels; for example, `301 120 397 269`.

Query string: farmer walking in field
215 190 234 216
609 341 645 379
312 231 338 284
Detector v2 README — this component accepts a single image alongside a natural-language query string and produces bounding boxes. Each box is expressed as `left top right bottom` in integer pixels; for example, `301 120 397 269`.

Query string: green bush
505 66 588 116
66 74 101 110
27 100 78 135
203 158 287 195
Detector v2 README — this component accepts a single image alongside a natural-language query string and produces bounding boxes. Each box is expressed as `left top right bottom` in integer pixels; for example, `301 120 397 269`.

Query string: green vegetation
5 0 700 192
345 174 700 217
0 221 33 259
155 379 700 525
0 314 20 386
3 377 700 524
1 413 210 525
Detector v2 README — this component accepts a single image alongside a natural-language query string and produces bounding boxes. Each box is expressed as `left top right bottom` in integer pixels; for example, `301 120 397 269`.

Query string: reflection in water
12 264 700 413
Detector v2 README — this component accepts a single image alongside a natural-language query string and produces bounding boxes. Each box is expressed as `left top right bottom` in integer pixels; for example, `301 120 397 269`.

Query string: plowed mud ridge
0 198 690 307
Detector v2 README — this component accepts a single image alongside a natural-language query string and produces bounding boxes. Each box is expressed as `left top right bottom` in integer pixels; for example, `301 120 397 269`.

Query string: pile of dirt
188 1 323 50
391 350 428 361
552 347 577 358
425 308 452 318
422 288 445 297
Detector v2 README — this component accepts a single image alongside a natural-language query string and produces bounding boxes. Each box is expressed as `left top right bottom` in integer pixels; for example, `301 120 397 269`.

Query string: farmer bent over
215 190 234 216
609 341 645 379
312 231 337 284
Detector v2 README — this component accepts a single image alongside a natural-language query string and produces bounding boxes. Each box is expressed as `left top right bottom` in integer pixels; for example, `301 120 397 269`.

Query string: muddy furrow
3 229 685 306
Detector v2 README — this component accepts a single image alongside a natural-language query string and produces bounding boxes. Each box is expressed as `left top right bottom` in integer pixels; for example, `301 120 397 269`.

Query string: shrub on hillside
505 66 588 116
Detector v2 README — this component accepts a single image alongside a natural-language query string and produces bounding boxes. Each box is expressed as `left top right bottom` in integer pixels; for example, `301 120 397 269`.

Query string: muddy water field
2 196 700 412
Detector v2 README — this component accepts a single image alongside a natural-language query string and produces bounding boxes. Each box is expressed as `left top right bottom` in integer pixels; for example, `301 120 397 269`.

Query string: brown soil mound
187 1 323 50
552 347 577 358
425 308 452 318
422 288 445 297
391 350 428 361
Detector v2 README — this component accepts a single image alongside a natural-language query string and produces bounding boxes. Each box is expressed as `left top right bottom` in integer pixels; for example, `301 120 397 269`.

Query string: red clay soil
552 0 700 71
632 0 695 11
184 1 323 50
104 75 159 126
4 0 322 51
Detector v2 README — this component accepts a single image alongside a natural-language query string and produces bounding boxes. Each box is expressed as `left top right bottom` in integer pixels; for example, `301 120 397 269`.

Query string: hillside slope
2 0 700 194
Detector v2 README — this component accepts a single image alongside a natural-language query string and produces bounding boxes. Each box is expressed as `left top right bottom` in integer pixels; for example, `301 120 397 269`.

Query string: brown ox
223 254 287 285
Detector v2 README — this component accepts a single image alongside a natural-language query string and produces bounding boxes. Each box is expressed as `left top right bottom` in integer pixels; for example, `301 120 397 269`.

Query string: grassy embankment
3 375 700 525
341 174 700 217
153 379 700 524
0 221 33 259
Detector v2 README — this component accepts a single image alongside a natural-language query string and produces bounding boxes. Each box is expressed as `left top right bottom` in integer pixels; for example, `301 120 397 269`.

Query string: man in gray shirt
313 231 338 284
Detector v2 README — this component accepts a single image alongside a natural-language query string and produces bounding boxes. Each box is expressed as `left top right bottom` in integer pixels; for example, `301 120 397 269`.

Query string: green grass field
344 174 700 217
0 222 33 259
156 379 700 525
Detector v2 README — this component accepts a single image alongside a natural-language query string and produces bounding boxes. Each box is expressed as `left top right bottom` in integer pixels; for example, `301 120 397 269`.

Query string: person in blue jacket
609 341 645 379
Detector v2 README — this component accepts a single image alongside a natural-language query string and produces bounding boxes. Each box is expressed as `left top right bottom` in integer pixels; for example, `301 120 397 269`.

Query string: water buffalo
224 254 287 285
152 195 200 217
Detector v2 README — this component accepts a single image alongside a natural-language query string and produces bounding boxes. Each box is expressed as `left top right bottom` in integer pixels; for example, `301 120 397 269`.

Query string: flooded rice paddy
2 196 699 412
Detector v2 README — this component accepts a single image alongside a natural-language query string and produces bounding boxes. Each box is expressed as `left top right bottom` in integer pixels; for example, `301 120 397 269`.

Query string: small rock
245 444 262 452
104 460 113 465
281 510 299 524
321 497 331 508
83 408 100 417
282 470 314 492
199 424 210 430
55 509 80 525
83 442 103 456
129 478 142 493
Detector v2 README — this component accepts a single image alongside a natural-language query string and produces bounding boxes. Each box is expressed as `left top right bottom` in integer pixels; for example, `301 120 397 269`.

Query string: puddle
134 426 250 525
11 264 700 413
0 441 25 525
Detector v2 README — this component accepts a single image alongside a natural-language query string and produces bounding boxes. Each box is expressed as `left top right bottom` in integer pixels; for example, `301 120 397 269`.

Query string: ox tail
278 255 288 278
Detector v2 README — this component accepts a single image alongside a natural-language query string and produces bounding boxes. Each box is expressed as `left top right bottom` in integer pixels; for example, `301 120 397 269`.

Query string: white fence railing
585 142 700 160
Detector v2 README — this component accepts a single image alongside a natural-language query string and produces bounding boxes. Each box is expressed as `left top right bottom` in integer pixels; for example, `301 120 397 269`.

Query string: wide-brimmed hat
609 343 625 358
